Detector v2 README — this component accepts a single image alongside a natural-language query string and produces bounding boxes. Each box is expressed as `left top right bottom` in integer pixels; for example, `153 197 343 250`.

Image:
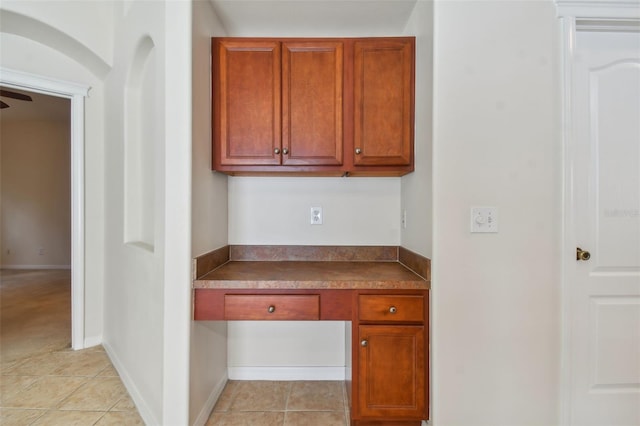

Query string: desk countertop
193 260 429 290
193 245 430 290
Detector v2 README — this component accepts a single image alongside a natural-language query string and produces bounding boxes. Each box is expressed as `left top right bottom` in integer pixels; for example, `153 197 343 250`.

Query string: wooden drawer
358 294 424 323
224 294 320 320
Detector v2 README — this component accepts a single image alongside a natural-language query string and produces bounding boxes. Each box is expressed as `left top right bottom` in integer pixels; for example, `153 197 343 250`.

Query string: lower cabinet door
358 325 426 419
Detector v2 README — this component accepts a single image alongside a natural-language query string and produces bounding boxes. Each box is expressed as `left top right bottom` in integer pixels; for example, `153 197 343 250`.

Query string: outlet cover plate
311 206 323 225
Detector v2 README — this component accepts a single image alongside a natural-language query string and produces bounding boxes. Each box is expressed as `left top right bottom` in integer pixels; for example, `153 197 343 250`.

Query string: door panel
357 325 425 418
282 41 343 166
569 28 640 425
353 39 413 166
215 40 281 166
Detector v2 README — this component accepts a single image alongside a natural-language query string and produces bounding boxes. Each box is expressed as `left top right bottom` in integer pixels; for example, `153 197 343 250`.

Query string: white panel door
569 28 640 425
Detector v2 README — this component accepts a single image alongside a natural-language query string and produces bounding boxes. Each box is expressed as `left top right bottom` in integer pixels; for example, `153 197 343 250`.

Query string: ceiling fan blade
0 89 33 102
0 100 9 109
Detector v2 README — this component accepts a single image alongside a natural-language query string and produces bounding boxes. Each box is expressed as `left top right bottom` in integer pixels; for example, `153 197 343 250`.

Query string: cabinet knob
355 148 362 155
283 148 289 155
389 306 397 314
267 305 276 313
274 148 281 155
361 339 368 347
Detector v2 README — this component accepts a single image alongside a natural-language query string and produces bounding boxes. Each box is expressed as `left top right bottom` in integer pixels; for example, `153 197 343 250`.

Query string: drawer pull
268 305 276 313
389 306 397 314
361 339 368 347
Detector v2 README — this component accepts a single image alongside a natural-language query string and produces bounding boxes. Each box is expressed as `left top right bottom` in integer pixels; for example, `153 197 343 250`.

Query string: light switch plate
470 207 498 233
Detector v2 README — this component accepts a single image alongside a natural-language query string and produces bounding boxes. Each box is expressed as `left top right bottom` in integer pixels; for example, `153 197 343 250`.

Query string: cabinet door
353 39 414 167
282 41 343 166
358 325 426 419
214 40 281 166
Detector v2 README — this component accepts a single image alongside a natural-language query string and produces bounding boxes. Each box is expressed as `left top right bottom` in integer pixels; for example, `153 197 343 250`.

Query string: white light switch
470 207 498 233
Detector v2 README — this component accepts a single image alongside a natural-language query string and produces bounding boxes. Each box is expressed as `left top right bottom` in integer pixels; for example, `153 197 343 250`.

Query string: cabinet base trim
228 366 347 381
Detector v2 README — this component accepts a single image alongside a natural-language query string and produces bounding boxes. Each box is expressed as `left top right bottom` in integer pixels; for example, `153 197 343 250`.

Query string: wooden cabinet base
193 288 429 423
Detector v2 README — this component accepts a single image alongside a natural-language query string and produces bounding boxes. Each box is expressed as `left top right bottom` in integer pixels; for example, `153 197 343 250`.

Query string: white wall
229 177 401 246
190 0 229 424
223 3 430 379
1 118 71 268
102 2 197 424
432 1 561 424
402 0 433 258
0 0 113 67
0 8 109 346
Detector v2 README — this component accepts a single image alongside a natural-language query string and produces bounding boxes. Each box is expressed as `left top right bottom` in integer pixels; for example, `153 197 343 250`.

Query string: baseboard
83 335 102 349
192 372 228 426
0 264 71 270
228 366 347 381
103 342 160 426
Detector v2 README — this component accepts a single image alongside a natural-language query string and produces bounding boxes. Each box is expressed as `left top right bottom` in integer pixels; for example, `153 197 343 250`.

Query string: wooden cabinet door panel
353 39 414 167
282 41 343 166
215 40 281 166
358 325 426 419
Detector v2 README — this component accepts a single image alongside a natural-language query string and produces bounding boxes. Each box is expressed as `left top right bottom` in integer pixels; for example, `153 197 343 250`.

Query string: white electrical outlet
470 207 498 233
402 210 407 229
310 206 323 225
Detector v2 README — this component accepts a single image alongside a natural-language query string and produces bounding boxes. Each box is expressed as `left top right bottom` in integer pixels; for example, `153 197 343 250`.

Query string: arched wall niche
124 35 157 252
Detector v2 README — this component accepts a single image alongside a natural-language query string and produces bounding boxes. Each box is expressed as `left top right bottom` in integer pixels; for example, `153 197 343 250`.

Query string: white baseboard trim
0 264 71 270
228 366 347 381
192 373 228 426
103 342 159 426
83 335 102 349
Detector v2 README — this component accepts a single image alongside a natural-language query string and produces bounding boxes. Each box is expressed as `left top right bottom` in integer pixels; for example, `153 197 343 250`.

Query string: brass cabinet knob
355 148 362 155
361 339 368 347
389 306 397 314
274 148 281 155
268 305 276 313
576 247 591 261
283 148 289 155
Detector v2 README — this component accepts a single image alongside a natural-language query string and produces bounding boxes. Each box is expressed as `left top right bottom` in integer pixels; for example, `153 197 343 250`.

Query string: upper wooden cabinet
214 40 281 167
353 39 414 168
212 37 415 176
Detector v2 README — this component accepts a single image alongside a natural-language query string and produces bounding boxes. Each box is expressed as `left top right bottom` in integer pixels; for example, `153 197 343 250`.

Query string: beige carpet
0 269 72 364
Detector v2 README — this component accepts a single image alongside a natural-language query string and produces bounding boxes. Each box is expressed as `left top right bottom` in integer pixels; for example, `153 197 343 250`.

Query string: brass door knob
361 339 368 347
283 148 289 155
268 305 276 313
576 247 591 261
274 148 281 155
389 306 397 314
355 148 362 155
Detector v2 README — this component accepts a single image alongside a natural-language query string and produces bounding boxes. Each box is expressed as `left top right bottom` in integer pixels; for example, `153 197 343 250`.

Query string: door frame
556 2 640 423
0 67 89 350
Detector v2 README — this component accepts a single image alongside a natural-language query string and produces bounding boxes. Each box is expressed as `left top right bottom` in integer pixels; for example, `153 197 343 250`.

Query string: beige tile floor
1 345 143 425
1 270 352 425
207 380 350 426
0 269 143 425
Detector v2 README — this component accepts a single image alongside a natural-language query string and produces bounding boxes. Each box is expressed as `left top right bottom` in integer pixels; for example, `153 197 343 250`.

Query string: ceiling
208 0 418 36
0 87 70 123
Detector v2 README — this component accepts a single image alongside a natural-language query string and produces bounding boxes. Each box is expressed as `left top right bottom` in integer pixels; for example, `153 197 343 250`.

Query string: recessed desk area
193 245 430 425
